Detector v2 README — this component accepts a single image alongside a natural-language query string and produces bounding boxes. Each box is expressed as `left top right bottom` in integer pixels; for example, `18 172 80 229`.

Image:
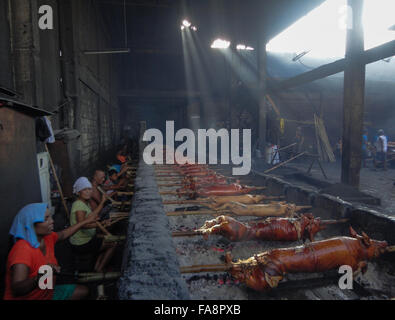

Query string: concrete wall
56 0 122 175
0 107 43 295
0 0 122 293
0 0 13 89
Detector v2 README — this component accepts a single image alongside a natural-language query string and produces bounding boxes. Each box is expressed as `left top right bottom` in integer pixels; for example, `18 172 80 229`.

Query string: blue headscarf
9 203 47 248
110 164 121 173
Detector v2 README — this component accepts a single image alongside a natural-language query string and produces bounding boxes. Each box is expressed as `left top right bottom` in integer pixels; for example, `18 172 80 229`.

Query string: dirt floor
277 160 395 216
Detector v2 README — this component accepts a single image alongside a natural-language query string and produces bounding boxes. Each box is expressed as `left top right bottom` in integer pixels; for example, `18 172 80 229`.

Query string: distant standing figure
293 126 305 155
334 138 342 161
375 129 388 171
362 129 369 168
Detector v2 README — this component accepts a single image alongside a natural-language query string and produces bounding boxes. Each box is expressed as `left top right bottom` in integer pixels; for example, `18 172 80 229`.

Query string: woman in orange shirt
4 203 97 300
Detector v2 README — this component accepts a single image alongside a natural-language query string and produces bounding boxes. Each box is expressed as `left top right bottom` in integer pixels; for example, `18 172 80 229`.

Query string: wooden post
341 0 366 187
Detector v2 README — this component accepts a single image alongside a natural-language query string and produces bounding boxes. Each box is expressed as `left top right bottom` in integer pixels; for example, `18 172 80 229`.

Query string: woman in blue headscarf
4 203 97 300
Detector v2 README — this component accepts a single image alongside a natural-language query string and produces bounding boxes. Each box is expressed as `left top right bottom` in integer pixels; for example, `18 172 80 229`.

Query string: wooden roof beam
271 39 395 91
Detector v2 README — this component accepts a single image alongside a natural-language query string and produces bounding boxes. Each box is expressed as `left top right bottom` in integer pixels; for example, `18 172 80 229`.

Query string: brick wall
69 0 122 174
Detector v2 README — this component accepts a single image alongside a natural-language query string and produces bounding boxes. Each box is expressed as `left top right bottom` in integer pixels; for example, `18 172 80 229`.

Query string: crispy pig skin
196 184 254 197
199 214 323 242
226 228 388 291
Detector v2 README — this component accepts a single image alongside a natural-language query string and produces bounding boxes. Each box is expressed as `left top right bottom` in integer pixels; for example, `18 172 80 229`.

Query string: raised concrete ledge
118 161 190 300
252 170 395 244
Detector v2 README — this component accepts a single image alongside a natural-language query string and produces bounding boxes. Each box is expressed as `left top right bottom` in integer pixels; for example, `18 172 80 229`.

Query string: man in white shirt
376 129 388 171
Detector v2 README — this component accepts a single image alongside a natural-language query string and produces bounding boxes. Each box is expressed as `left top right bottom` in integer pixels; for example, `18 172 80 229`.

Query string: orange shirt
4 232 59 300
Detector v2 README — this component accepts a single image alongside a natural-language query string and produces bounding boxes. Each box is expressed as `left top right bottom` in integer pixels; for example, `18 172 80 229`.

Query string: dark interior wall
0 107 42 294
37 0 62 127
65 0 122 175
0 0 13 89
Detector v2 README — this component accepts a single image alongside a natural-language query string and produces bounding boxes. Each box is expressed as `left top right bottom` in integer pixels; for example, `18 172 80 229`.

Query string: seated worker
108 163 129 180
116 145 129 164
90 170 107 211
362 129 369 168
70 177 116 273
103 168 129 194
4 203 96 300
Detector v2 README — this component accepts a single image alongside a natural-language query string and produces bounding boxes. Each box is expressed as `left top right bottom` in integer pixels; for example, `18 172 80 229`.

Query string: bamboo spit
97 186 131 207
97 235 126 243
162 200 212 205
166 206 311 217
159 187 267 196
162 196 284 205
110 212 129 218
157 183 183 187
106 217 128 227
180 264 231 274
264 152 306 174
171 219 349 237
96 221 112 236
77 272 121 283
156 175 183 178
180 245 395 274
117 191 134 196
156 179 183 183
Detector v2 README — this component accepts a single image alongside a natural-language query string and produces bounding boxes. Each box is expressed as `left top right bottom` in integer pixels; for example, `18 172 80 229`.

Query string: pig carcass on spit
197 195 270 207
198 214 325 242
195 184 259 197
225 228 388 291
207 201 298 217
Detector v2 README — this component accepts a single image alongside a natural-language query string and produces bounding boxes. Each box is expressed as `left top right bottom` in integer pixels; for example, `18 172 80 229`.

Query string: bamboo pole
96 221 112 236
163 200 211 205
172 230 203 237
160 191 192 195
109 212 129 218
180 264 231 274
166 206 311 217
97 186 130 207
76 272 121 283
117 191 134 196
158 183 183 187
45 144 70 218
172 218 347 237
97 186 116 203
320 218 349 226
156 178 182 182
107 217 128 227
162 196 284 205
97 234 126 242
167 210 224 216
264 152 306 174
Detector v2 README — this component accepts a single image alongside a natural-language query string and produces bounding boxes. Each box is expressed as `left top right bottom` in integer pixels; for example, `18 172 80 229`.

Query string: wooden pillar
341 0 366 187
257 38 268 148
10 0 36 105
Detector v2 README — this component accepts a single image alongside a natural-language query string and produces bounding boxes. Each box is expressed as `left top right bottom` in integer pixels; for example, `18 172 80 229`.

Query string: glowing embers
211 39 231 49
